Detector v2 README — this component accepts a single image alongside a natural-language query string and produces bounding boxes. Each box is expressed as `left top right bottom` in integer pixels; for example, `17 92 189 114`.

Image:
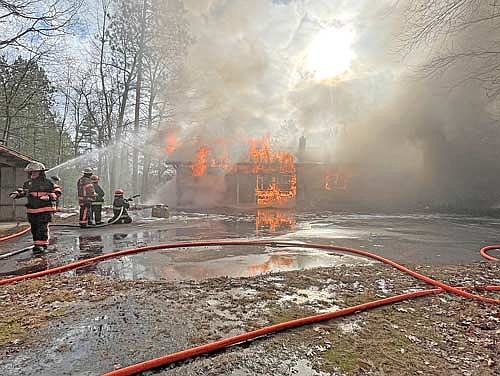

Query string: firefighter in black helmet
10 161 62 254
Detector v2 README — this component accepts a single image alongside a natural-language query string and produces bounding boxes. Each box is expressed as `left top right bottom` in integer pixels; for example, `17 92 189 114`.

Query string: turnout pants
91 204 102 224
79 203 92 226
108 209 132 224
27 213 51 247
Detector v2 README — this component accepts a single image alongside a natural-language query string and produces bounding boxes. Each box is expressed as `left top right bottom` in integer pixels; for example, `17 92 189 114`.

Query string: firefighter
9 161 62 254
77 167 96 228
108 189 132 224
90 175 105 225
50 175 61 210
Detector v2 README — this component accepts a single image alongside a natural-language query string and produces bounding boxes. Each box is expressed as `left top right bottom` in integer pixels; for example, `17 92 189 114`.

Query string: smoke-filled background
161 0 500 209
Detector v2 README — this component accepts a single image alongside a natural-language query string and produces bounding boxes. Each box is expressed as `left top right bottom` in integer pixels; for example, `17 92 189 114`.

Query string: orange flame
191 146 231 176
256 209 296 233
249 137 273 173
209 150 230 171
248 254 295 275
191 147 209 176
249 137 296 206
325 168 348 191
166 133 177 154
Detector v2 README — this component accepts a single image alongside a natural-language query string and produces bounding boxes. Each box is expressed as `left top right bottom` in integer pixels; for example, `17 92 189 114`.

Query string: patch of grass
17 278 47 293
44 306 68 318
323 349 358 373
266 304 313 325
0 320 26 346
257 289 277 301
314 304 458 375
42 290 77 304
188 335 207 345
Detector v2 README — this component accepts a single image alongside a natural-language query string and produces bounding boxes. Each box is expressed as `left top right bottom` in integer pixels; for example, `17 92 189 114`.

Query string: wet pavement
1 209 499 281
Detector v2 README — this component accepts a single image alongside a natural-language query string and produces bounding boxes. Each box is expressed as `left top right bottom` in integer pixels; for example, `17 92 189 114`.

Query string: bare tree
131 0 149 194
140 0 188 199
0 0 83 51
401 1 500 97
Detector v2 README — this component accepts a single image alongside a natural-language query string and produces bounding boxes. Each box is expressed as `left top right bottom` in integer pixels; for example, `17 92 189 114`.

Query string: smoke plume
161 0 500 209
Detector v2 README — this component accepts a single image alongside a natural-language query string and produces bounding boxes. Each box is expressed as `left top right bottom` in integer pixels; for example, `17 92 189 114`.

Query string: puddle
1 209 498 281
95 245 372 281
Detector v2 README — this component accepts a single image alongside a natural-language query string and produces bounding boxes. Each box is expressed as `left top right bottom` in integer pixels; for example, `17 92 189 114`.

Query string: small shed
0 145 37 220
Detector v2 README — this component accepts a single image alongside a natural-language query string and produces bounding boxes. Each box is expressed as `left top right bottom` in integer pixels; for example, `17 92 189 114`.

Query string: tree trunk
2 113 10 145
142 153 152 200
141 78 156 200
132 0 147 196
132 47 144 195
110 82 130 195
99 5 112 142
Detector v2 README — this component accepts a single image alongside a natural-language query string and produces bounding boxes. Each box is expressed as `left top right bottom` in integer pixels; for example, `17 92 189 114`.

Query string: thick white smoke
159 0 500 209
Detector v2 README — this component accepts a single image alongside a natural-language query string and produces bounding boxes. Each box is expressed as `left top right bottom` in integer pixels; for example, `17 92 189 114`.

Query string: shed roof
0 145 38 168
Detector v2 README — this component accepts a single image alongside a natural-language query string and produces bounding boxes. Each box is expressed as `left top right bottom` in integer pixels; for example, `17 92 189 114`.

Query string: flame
248 137 273 173
256 176 296 206
209 150 230 171
166 132 177 154
191 147 209 176
256 209 296 233
325 168 348 191
249 137 296 206
248 254 295 275
191 145 231 176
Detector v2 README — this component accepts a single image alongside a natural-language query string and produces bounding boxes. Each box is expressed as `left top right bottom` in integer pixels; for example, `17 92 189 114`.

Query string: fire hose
0 227 33 259
0 240 498 375
53 196 139 228
0 208 126 259
51 207 125 228
0 226 31 242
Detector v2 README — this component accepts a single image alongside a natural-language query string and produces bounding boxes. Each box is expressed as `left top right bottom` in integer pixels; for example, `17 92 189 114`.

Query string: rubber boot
32 245 45 254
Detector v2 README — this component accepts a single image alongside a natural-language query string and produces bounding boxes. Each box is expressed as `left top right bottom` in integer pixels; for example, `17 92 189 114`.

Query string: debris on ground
0 261 498 375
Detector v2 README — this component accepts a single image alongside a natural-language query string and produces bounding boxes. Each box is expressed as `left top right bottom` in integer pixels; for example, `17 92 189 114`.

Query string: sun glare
306 26 355 80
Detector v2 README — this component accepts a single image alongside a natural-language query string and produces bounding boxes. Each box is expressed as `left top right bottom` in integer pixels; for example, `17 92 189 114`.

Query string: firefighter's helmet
82 167 93 174
115 189 124 196
24 161 47 172
91 175 99 182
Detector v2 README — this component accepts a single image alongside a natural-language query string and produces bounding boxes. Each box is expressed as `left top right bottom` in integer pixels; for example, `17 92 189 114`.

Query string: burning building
168 136 350 209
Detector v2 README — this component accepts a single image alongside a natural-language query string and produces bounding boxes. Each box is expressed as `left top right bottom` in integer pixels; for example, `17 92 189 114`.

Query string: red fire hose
480 245 500 261
0 226 30 242
0 240 498 376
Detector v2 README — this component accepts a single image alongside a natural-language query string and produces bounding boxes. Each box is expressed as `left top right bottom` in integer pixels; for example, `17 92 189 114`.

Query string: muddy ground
1 261 498 376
